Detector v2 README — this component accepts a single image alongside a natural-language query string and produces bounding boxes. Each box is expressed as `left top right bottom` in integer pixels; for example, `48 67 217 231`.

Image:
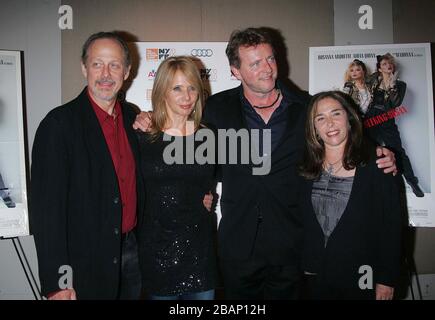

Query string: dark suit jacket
300 160 402 291
202 84 308 264
30 88 144 299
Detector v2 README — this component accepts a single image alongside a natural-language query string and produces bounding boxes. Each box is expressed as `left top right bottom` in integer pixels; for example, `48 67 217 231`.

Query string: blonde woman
343 59 372 114
136 56 217 300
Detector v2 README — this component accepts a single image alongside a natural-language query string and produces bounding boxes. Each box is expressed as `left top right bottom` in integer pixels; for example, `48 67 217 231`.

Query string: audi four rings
191 49 213 57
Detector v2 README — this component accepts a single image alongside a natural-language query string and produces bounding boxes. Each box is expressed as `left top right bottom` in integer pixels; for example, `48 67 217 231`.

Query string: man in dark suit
202 28 397 300
201 28 306 299
30 32 144 300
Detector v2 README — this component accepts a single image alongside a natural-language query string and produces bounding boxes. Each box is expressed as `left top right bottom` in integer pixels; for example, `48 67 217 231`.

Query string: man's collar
239 80 289 105
87 88 121 123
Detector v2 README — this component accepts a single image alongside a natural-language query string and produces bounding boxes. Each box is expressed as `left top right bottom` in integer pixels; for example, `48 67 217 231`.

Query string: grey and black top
311 171 354 246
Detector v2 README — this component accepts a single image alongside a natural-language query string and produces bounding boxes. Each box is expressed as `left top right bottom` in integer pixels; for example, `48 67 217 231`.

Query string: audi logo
191 49 213 57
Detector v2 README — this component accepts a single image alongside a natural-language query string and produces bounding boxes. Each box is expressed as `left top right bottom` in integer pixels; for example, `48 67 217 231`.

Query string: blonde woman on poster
343 59 372 115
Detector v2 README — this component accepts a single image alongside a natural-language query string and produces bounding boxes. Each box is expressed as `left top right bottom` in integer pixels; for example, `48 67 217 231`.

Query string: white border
0 50 29 237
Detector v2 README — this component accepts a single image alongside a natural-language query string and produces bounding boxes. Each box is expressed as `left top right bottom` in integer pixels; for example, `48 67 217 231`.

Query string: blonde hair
344 59 369 82
149 56 204 138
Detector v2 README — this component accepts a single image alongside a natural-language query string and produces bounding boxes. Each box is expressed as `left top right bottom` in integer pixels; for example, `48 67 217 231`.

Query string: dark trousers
301 274 375 300
118 230 142 300
220 260 301 300
365 107 418 183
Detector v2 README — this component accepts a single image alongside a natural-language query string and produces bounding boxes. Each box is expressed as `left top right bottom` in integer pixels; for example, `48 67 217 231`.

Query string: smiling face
164 70 199 121
231 43 278 95
314 97 350 149
81 38 130 107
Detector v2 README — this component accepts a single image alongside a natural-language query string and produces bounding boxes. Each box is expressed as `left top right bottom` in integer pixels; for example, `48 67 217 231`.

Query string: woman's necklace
324 158 343 191
324 159 343 176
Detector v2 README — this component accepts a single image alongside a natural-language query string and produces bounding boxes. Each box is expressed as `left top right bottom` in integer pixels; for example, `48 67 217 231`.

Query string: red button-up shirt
88 91 137 233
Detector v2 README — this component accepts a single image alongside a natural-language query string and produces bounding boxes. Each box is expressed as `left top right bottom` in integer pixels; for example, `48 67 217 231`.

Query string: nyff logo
200 69 217 81
146 48 175 61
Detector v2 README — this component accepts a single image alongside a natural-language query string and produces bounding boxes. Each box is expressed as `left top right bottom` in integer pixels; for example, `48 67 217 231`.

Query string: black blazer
300 160 402 291
30 88 144 299
203 84 308 264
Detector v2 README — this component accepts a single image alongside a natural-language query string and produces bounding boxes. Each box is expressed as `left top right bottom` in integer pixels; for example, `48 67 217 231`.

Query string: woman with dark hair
136 56 217 300
366 53 424 197
299 91 401 300
343 59 372 114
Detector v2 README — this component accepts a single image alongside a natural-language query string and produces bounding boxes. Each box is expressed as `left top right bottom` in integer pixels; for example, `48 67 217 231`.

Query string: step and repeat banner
309 43 435 227
125 42 239 111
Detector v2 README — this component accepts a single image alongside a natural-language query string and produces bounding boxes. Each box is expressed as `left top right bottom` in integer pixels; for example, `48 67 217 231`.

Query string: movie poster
0 50 29 237
309 43 434 227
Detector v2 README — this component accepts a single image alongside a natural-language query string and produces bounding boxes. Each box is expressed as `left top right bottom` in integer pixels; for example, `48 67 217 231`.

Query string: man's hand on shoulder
376 147 397 175
133 111 152 132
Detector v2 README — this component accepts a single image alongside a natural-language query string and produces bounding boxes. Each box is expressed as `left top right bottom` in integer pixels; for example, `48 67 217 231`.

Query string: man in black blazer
201 28 307 300
30 32 144 300
202 28 397 300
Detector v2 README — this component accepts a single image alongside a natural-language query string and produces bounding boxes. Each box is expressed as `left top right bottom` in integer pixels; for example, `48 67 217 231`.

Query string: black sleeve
373 165 402 287
202 99 223 181
388 80 406 107
29 114 71 296
202 98 216 127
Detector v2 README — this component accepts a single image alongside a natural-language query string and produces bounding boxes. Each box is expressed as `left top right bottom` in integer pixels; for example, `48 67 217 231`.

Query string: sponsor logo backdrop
126 42 239 111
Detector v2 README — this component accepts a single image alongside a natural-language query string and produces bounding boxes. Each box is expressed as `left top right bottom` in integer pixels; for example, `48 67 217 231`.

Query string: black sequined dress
137 131 217 296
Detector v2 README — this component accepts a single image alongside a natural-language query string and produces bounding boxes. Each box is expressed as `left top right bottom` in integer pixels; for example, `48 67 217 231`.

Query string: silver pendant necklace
324 159 343 191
